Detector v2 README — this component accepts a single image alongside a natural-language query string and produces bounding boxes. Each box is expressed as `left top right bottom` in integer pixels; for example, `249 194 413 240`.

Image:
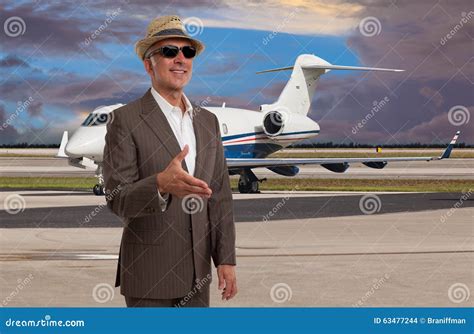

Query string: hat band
152 28 188 38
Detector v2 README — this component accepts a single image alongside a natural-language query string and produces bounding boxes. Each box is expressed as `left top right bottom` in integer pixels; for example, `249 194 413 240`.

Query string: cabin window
81 113 111 127
222 123 228 134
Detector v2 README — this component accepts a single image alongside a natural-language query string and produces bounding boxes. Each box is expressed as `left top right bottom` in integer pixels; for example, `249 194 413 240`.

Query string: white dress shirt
150 87 197 211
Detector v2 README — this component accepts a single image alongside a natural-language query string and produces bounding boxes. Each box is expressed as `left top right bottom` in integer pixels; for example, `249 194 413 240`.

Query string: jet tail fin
256 64 404 74
56 131 68 158
438 131 461 159
256 54 404 117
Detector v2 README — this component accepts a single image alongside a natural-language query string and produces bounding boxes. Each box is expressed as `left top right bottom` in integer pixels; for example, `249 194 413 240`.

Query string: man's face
145 38 193 93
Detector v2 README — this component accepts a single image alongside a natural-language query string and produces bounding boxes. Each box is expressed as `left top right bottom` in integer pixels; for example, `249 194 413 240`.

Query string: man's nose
174 50 186 63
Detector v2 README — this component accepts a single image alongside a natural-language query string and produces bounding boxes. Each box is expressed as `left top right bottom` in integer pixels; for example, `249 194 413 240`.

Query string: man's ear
144 59 152 75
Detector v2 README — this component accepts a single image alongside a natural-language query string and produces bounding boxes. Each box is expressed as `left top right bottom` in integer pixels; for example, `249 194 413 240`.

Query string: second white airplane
57 54 460 195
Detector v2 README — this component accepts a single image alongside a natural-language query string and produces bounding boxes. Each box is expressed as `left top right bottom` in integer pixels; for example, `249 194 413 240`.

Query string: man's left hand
217 265 237 301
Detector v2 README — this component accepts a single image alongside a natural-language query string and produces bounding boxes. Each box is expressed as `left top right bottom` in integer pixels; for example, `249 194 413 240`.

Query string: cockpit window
81 113 112 127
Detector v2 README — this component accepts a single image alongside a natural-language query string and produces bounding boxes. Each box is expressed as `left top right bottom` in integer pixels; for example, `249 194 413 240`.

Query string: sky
0 0 472 145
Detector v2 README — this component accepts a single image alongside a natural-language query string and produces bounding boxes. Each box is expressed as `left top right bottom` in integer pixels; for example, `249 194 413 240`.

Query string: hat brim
135 35 205 60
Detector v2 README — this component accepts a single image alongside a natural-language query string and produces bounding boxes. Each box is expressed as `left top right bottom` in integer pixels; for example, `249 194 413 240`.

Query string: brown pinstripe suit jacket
103 89 236 299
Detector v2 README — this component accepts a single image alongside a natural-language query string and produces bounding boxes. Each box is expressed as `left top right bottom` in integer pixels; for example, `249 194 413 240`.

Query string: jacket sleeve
103 110 171 218
208 114 236 267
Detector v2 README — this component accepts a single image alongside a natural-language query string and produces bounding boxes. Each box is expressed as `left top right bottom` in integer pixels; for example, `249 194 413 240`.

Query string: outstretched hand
156 145 212 198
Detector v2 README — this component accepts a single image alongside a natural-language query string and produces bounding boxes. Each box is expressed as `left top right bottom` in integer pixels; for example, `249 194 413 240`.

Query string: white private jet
57 54 461 195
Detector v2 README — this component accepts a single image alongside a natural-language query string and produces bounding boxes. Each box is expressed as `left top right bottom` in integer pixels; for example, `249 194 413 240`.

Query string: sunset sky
1 0 472 145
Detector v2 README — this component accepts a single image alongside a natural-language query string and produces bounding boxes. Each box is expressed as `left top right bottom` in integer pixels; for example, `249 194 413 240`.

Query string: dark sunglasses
147 45 196 59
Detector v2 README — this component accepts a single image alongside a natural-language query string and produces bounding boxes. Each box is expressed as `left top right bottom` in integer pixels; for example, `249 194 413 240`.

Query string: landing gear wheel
238 180 260 193
238 170 265 193
93 184 104 196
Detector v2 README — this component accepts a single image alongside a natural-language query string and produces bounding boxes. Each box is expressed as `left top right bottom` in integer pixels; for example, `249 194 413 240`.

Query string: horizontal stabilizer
257 64 404 74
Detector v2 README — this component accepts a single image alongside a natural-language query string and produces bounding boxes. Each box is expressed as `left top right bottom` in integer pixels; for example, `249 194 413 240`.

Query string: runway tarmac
1 157 473 179
0 191 472 228
0 189 473 307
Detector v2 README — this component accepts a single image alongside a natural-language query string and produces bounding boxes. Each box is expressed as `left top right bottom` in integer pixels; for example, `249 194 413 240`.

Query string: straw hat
135 15 205 60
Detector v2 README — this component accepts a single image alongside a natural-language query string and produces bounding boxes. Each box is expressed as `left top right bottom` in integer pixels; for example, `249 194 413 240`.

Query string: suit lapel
192 106 205 180
139 89 189 173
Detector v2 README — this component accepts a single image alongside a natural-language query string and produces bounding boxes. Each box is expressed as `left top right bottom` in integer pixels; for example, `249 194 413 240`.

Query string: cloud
0 55 30 68
0 104 21 145
305 0 474 143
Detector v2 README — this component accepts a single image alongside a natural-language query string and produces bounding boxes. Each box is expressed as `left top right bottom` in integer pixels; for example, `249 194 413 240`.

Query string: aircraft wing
227 131 460 170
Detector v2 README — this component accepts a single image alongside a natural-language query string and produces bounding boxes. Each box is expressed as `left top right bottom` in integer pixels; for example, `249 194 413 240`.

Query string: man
103 15 237 307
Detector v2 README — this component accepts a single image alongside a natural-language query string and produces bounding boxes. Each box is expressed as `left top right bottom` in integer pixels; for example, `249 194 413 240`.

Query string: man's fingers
182 184 212 197
181 174 211 192
218 269 225 290
221 277 237 300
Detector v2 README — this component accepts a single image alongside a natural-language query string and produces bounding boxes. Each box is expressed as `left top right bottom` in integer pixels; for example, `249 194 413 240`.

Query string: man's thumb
175 145 189 162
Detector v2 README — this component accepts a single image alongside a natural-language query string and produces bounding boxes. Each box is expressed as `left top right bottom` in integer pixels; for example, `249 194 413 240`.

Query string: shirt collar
150 86 194 118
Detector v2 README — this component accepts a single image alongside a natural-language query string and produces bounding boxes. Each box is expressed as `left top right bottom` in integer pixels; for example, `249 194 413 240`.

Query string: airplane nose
65 138 82 157
64 127 104 158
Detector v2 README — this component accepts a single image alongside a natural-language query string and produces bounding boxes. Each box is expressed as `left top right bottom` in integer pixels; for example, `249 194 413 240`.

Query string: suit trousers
125 282 210 307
